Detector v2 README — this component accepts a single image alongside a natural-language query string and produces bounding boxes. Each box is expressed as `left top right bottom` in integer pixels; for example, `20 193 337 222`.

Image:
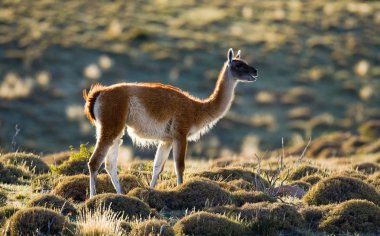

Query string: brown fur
83 84 106 125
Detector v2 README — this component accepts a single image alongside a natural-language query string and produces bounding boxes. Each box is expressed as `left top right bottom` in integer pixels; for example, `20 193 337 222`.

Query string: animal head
227 48 258 82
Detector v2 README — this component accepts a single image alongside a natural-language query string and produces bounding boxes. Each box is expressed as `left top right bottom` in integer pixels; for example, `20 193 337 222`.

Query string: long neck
202 62 237 120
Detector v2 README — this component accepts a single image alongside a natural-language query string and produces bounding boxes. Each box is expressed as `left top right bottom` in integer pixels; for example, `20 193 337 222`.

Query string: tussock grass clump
173 211 246 236
42 151 71 166
0 190 6 207
231 191 276 207
129 160 153 172
0 206 19 226
353 162 380 174
336 169 367 180
367 172 380 191
0 161 30 184
130 219 174 236
82 193 150 219
303 176 380 205
358 120 380 140
27 194 77 216
290 180 311 191
31 173 60 192
6 207 74 236
52 144 99 176
194 167 269 189
319 199 380 234
299 205 334 230
209 202 303 235
300 174 322 185
1 152 49 174
54 174 143 202
227 179 255 191
129 178 231 210
287 165 322 181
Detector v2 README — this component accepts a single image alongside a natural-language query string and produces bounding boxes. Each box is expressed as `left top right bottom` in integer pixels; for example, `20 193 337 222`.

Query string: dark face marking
229 59 258 82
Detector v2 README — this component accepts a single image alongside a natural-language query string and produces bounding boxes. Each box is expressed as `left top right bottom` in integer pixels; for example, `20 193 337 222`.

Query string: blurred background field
0 0 379 158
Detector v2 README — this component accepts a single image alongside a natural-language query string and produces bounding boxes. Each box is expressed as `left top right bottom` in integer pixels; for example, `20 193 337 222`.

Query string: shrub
231 191 276 207
173 211 246 236
0 206 19 226
156 178 177 190
303 176 380 205
300 174 322 185
6 207 74 236
54 174 143 202
27 194 77 216
227 179 255 191
336 169 367 180
128 187 170 210
1 152 49 174
82 193 150 219
0 161 30 184
319 199 380 234
130 219 174 236
52 144 99 176
298 205 334 230
31 173 61 192
358 120 380 141
367 172 380 190
209 202 304 235
353 162 380 174
287 165 322 181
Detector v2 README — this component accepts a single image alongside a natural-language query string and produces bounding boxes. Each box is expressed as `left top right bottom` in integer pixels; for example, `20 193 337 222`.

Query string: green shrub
300 174 322 185
319 199 380 234
194 168 269 189
54 174 143 202
0 162 30 184
231 191 276 207
0 206 19 226
130 219 174 236
82 193 150 219
27 194 77 216
287 165 322 181
1 152 49 174
353 162 380 174
298 205 334 230
209 202 303 235
6 207 74 236
303 176 380 205
173 211 246 236
52 144 98 176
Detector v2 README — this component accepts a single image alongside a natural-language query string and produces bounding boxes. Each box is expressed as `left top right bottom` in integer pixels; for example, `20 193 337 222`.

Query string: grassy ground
0 0 379 157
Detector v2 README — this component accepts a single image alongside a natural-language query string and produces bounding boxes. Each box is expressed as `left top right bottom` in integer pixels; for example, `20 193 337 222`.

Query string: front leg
150 141 172 188
173 137 187 185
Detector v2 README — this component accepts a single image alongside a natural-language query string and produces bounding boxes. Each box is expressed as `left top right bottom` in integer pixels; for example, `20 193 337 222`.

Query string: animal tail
83 83 105 125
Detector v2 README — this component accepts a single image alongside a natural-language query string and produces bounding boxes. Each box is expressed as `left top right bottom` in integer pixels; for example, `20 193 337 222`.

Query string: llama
83 48 258 197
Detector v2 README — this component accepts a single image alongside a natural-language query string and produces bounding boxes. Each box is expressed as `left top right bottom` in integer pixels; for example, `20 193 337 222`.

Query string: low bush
367 172 380 191
27 194 77 216
298 205 334 230
130 219 174 236
128 187 170 210
335 169 367 180
319 199 380 233
0 190 6 207
227 179 255 191
303 176 380 205
31 173 60 192
358 120 380 140
6 207 74 236
173 211 246 236
82 193 150 219
231 191 276 207
353 162 380 174
0 206 19 226
1 152 49 174
290 180 311 191
42 151 71 166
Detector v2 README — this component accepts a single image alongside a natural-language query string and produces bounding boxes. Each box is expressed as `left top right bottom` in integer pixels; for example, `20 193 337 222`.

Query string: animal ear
236 50 241 59
227 48 234 64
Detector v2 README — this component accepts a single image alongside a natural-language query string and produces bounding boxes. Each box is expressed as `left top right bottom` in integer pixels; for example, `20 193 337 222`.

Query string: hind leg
150 141 172 188
105 134 123 194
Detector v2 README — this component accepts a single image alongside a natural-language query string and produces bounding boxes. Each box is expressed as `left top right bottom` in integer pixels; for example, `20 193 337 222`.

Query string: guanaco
83 48 258 197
